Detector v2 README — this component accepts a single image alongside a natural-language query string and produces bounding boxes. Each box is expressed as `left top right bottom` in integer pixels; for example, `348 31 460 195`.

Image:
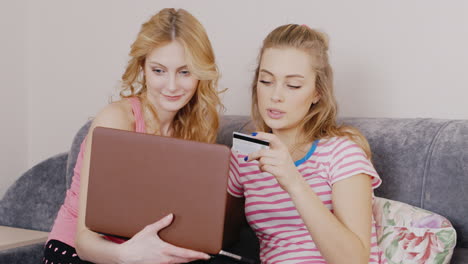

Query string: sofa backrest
340 118 468 248
67 116 468 248
216 116 468 248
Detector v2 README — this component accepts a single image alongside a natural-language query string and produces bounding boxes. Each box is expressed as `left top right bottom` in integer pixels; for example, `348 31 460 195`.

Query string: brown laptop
85 127 244 254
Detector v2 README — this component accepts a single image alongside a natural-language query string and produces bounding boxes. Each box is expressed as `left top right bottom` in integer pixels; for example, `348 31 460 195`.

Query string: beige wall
1 1 28 198
1 0 468 196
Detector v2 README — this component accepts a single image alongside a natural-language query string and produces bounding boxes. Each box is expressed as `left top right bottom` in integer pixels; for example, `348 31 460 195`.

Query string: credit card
232 132 269 155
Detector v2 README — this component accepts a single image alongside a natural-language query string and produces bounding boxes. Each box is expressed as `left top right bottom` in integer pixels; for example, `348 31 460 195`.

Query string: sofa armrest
0 153 68 231
0 226 48 251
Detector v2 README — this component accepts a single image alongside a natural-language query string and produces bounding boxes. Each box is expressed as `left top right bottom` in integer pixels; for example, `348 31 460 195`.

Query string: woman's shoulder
91 99 135 131
316 136 363 154
317 136 349 147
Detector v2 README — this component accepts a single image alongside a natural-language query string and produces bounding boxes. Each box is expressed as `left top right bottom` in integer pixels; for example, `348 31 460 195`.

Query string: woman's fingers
163 252 209 264
145 213 174 233
146 214 210 260
244 132 288 162
251 132 284 149
245 148 271 162
258 156 278 166
123 213 210 264
166 243 211 260
260 164 280 175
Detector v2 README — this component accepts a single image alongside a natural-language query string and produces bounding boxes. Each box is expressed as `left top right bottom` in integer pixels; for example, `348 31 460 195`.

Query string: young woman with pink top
227 24 385 263
44 8 222 264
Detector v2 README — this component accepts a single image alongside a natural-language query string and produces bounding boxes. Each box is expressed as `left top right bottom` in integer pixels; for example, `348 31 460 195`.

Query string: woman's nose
270 85 284 103
167 74 177 92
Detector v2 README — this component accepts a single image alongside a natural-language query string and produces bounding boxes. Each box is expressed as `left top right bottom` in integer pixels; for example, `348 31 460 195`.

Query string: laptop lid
85 127 242 254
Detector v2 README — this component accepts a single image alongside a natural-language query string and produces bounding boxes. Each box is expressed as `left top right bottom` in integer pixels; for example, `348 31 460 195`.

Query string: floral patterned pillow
373 197 457 264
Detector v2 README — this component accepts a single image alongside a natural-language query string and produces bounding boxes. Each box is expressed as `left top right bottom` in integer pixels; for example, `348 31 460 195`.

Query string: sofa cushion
373 197 456 264
0 153 68 231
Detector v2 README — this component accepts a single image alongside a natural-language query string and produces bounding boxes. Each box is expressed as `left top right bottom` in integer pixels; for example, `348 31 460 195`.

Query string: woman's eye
259 80 272 85
179 70 190 76
153 68 165 74
287 85 301 89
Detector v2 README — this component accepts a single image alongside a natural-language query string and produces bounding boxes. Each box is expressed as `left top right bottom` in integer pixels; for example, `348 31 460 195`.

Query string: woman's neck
272 128 311 161
158 118 174 136
152 109 176 136
142 94 177 136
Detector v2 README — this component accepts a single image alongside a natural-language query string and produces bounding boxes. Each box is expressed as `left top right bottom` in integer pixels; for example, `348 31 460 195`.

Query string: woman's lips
267 108 285 119
163 94 183 101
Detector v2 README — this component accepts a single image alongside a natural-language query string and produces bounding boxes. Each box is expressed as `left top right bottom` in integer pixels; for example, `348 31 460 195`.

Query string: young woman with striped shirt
228 24 385 264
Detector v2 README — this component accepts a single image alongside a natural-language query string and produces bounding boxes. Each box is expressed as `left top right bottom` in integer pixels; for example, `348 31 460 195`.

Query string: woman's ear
313 92 321 104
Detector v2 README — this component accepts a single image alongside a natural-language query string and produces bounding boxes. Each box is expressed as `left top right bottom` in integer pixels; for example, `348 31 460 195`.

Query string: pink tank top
47 97 146 247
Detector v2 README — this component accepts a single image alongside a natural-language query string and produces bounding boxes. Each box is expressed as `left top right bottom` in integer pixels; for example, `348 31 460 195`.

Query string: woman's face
144 40 199 117
256 47 320 134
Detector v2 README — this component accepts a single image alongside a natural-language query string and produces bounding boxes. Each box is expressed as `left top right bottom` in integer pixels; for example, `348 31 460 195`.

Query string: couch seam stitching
421 120 454 209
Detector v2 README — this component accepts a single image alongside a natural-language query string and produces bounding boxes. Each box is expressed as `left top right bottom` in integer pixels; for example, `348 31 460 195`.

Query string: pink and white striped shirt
228 137 384 264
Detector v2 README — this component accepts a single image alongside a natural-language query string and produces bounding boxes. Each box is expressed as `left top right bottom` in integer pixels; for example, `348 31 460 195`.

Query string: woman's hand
245 132 305 192
118 214 211 264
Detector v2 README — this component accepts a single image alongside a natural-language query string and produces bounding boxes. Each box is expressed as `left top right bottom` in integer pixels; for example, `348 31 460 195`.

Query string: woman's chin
264 119 286 131
160 102 187 113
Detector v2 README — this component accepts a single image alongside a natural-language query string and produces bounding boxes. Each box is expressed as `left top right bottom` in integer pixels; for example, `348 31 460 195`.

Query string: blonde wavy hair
119 8 221 143
251 24 372 158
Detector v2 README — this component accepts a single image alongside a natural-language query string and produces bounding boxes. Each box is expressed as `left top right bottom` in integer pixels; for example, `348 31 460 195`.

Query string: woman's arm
75 102 210 263
75 103 134 263
287 174 372 264
247 132 373 264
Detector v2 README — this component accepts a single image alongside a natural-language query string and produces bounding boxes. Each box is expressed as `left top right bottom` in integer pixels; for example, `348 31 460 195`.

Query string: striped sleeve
329 138 382 189
227 149 244 198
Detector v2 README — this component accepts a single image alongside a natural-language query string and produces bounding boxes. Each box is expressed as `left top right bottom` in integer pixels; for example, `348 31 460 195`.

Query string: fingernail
251 132 258 136
244 156 248 161
166 213 173 219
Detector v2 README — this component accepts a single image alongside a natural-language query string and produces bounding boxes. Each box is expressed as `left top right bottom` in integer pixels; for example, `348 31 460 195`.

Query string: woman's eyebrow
285 74 304 79
259 69 273 76
260 69 304 79
148 61 167 69
148 61 188 71
176 65 188 71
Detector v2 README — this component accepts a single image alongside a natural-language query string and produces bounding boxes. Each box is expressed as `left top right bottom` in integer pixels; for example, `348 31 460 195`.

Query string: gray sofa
1 116 467 263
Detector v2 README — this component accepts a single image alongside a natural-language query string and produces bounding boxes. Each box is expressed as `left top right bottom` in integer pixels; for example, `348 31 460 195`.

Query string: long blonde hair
120 8 221 143
251 24 371 158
